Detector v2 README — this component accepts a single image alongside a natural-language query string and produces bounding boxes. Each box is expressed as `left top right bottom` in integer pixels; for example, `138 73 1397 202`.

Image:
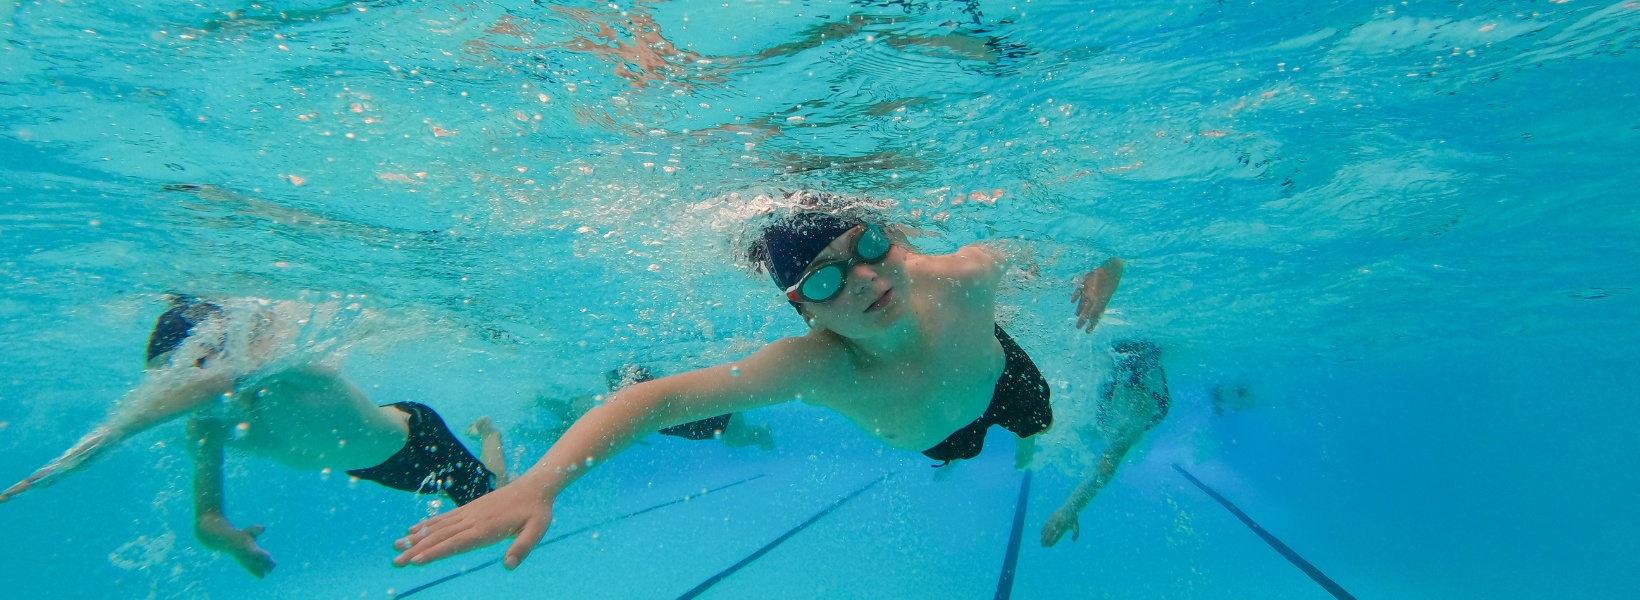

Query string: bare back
224 366 408 472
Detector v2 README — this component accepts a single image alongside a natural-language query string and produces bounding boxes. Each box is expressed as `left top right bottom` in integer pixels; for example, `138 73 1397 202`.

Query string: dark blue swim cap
605 365 655 391
756 211 861 290
1111 340 1161 385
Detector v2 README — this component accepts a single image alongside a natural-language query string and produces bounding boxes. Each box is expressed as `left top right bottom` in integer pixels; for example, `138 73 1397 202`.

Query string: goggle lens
798 265 845 303
857 226 890 261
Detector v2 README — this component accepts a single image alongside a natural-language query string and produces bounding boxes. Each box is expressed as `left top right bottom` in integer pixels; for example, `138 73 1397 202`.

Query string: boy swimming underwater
393 199 1125 570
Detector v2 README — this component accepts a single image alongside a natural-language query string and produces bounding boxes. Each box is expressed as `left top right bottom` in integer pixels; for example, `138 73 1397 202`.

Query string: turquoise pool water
2 0 1637 598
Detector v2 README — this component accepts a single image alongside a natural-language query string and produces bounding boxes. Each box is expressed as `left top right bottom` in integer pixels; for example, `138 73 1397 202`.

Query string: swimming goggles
785 224 893 304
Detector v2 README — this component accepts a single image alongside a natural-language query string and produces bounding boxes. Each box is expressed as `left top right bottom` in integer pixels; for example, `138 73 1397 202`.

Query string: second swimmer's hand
0 472 48 503
0 427 120 503
1039 507 1081 547
196 514 277 578
393 478 553 570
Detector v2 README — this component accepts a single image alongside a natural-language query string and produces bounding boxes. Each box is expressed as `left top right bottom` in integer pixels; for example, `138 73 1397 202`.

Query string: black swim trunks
346 402 496 506
609 365 737 442
922 325 1053 464
659 413 734 441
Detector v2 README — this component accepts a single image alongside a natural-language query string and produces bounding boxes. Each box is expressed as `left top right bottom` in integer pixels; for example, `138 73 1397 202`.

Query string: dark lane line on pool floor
1172 464 1357 600
673 473 891 600
392 474 767 600
993 470 1032 600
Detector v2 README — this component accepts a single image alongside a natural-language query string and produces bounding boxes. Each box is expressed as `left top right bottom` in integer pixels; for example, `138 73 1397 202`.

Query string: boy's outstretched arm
188 417 276 578
393 338 825 570
1 368 235 503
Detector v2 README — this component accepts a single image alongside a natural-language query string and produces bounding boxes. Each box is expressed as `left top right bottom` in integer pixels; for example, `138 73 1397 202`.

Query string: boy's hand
394 476 554 570
1040 507 1081 547
1071 257 1124 333
197 515 276 577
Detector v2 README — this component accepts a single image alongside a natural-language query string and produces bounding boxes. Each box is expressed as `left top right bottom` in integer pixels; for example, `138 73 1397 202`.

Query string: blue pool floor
346 434 1349 600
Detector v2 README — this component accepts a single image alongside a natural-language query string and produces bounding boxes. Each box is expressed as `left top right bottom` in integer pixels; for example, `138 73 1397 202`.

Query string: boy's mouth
865 288 893 313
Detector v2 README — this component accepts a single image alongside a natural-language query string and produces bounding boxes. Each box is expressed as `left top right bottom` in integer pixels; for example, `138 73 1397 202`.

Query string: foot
1071 257 1123 333
466 417 498 441
1013 436 1036 471
751 425 774 451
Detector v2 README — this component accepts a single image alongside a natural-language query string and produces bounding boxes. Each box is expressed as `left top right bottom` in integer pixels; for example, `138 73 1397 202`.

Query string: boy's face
800 227 911 337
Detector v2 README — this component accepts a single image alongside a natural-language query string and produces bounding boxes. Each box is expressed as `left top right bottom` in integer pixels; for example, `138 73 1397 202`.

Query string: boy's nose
847 263 878 291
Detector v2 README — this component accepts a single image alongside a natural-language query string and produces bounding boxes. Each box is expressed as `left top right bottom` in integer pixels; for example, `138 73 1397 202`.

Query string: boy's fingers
504 519 548 570
406 511 455 534
409 527 487 566
395 520 472 566
246 524 265 538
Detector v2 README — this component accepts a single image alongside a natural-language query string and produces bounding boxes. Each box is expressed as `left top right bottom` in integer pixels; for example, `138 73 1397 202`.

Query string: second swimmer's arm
0 368 235 503
1062 440 1132 515
1040 438 1134 547
189 417 276 577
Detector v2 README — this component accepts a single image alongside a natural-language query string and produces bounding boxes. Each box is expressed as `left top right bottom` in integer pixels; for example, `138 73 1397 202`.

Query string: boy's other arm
1072 257 1123 333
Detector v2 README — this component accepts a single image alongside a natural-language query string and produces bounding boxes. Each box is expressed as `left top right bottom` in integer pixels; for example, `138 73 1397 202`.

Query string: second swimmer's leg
467 417 511 486
1013 435 1036 470
718 414 774 450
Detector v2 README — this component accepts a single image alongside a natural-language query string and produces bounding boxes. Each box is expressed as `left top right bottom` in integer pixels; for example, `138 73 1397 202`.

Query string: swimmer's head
1110 340 1161 386
145 295 224 370
605 364 655 392
749 208 912 336
750 211 863 294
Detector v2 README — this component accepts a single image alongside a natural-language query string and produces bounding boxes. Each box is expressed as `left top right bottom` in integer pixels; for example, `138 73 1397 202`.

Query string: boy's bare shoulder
909 245 1004 289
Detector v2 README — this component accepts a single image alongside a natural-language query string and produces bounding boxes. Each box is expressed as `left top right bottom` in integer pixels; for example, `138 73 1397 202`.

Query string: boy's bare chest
830 330 1005 451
